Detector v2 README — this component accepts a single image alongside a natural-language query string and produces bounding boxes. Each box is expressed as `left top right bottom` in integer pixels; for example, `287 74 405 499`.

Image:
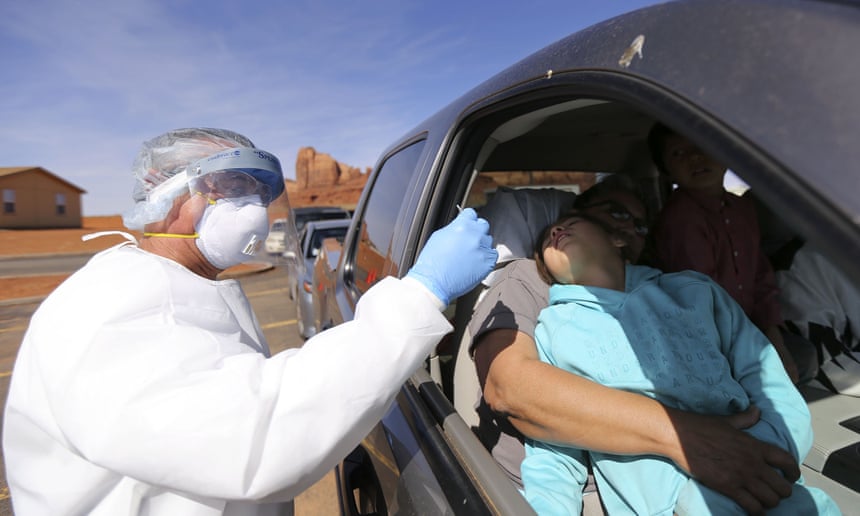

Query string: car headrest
478 186 577 265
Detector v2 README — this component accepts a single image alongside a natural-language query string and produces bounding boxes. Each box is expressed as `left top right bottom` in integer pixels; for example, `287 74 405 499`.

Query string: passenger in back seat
648 123 803 383
469 176 804 515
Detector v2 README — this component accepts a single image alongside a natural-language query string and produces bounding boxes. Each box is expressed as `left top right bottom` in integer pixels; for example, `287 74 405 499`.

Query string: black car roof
394 0 859 224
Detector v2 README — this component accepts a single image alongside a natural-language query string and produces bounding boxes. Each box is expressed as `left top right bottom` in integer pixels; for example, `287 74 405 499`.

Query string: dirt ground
0 216 137 256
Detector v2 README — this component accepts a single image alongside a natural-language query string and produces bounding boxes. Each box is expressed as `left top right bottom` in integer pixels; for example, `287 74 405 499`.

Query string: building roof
0 167 87 193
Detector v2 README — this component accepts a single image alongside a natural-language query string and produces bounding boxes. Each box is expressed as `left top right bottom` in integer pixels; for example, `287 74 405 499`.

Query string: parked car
322 1 860 514
264 206 350 255
287 219 351 339
312 235 346 336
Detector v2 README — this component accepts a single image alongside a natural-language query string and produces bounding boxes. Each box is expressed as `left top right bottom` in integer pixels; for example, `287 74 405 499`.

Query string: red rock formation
271 147 369 211
295 147 368 189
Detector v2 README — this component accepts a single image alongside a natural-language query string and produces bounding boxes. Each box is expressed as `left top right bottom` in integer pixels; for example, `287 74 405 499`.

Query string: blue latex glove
406 208 498 305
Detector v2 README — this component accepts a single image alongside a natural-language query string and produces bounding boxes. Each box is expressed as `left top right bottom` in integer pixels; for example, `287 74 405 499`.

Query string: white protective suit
3 242 451 515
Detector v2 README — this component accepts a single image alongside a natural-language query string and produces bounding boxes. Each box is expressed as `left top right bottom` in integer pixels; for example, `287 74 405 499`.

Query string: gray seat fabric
452 186 576 427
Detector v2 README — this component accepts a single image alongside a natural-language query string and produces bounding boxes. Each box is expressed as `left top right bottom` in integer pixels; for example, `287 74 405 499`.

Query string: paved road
0 253 94 278
0 264 338 514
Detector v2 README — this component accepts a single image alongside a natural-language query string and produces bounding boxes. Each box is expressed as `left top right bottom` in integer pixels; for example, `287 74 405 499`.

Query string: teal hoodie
522 264 836 516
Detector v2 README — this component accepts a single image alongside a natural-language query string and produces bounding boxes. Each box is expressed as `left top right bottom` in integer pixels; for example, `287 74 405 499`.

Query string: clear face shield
186 148 281 205
187 148 304 275
188 150 304 282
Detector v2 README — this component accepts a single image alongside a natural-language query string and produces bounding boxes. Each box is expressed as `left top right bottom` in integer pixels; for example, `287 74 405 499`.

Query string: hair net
123 128 257 230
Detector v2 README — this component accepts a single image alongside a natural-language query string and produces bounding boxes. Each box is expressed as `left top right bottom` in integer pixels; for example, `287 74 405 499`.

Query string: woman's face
540 214 622 284
578 190 648 262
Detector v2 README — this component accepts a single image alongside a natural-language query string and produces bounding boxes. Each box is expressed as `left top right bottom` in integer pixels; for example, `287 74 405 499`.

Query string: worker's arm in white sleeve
248 275 454 500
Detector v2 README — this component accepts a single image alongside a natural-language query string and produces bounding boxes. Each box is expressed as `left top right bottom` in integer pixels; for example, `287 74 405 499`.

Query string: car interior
425 97 860 509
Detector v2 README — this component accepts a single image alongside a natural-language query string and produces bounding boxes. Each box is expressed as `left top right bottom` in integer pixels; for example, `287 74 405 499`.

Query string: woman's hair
534 222 557 286
573 173 643 209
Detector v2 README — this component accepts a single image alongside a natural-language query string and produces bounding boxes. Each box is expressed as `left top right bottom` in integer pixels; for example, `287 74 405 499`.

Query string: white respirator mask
195 195 270 270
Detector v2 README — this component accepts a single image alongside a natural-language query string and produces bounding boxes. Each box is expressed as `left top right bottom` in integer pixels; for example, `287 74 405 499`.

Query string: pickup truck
264 206 349 255
315 1 860 513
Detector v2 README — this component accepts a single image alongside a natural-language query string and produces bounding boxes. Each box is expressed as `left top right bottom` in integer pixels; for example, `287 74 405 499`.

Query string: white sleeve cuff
401 276 447 311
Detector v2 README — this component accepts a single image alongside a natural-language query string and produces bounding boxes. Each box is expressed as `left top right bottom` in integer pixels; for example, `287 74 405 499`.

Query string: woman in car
469 178 805 515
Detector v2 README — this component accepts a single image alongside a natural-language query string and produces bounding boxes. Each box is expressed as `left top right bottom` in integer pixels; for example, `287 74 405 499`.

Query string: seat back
452 187 576 427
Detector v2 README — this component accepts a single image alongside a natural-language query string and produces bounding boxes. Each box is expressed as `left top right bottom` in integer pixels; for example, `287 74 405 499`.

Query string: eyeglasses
580 200 649 236
189 170 274 205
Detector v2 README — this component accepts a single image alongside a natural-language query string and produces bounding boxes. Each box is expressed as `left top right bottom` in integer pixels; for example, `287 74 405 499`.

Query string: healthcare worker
2 128 498 516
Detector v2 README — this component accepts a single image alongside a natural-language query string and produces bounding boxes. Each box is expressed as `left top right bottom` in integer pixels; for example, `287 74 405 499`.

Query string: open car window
437 95 859 507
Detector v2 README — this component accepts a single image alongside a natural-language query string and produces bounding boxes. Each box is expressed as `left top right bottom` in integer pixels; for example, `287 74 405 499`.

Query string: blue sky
1 0 661 216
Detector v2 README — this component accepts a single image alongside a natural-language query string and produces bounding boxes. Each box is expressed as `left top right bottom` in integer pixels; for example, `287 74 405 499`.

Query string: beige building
0 167 86 229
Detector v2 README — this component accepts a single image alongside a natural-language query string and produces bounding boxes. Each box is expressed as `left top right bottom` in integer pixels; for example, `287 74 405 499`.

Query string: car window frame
378 69 860 514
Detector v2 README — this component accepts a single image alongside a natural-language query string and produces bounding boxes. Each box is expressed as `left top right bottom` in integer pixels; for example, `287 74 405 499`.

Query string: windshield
295 210 349 232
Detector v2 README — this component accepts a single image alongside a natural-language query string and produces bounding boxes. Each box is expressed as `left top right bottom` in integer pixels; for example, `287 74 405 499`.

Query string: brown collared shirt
654 188 782 330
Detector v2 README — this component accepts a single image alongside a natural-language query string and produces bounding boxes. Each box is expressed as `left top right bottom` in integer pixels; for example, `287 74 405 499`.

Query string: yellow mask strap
142 195 213 239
